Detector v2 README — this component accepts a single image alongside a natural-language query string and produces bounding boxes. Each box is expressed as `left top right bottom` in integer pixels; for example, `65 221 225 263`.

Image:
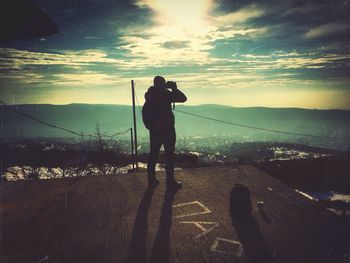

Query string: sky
0 0 350 109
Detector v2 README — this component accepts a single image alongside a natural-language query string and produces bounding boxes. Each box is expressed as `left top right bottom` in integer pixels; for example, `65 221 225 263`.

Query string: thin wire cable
101 128 131 137
174 108 340 139
0 101 130 138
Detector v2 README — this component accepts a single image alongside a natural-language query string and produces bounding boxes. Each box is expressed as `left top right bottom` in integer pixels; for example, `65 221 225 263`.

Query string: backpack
230 183 252 219
142 100 166 131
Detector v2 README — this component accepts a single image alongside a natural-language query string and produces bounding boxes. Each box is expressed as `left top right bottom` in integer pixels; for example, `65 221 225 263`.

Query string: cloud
233 51 350 70
213 5 264 25
304 23 350 39
0 48 120 70
116 1 266 69
52 72 123 86
162 41 189 49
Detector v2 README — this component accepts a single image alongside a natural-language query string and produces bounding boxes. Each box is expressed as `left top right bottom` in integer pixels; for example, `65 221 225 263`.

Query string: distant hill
1 104 349 150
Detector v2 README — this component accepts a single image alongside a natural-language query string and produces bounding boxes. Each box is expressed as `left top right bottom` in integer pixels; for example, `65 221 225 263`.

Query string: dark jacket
143 86 187 130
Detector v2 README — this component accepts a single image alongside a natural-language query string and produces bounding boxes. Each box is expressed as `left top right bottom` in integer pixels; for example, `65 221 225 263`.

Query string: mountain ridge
3 103 350 112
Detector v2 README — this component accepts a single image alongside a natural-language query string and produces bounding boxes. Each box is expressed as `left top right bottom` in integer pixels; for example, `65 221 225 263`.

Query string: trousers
147 126 176 179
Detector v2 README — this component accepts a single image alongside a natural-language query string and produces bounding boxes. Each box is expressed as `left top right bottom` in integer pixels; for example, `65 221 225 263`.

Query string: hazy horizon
2 101 350 111
2 104 349 151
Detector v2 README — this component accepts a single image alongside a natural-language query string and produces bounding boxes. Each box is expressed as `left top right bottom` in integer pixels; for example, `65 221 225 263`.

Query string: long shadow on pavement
232 215 273 263
149 187 179 263
126 185 156 263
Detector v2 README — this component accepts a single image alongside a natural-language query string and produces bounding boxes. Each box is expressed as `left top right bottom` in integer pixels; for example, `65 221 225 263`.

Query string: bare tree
95 123 104 152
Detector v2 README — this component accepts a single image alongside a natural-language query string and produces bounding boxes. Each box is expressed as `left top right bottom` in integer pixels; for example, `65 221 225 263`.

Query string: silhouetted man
142 76 187 188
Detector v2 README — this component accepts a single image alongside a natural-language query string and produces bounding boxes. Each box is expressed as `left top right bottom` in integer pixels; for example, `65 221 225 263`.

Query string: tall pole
131 80 138 170
130 128 135 170
0 159 3 244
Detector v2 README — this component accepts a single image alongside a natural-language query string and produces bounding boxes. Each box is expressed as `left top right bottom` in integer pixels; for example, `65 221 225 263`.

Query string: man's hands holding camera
166 81 177 91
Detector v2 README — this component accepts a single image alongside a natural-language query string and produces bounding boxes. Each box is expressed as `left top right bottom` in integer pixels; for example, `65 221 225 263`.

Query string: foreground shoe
166 179 182 189
148 176 159 187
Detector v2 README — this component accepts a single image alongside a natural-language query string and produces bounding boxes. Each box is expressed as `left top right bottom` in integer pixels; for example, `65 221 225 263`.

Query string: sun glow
125 0 217 65
125 1 266 67
138 0 213 27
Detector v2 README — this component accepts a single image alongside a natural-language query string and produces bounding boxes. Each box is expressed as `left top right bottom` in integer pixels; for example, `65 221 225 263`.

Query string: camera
165 81 177 90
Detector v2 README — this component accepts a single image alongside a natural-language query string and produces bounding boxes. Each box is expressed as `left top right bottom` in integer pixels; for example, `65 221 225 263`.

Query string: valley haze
1 103 349 151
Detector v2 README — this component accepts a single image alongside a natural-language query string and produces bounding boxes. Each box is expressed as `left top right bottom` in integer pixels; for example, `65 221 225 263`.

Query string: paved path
1 165 348 262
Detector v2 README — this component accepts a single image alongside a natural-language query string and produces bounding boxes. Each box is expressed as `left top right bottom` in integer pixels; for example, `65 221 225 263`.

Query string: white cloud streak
213 4 264 25
304 22 350 39
0 48 120 70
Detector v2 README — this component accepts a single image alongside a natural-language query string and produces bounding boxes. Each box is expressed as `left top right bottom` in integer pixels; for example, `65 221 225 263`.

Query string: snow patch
270 146 332 161
295 189 319 201
2 162 182 181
